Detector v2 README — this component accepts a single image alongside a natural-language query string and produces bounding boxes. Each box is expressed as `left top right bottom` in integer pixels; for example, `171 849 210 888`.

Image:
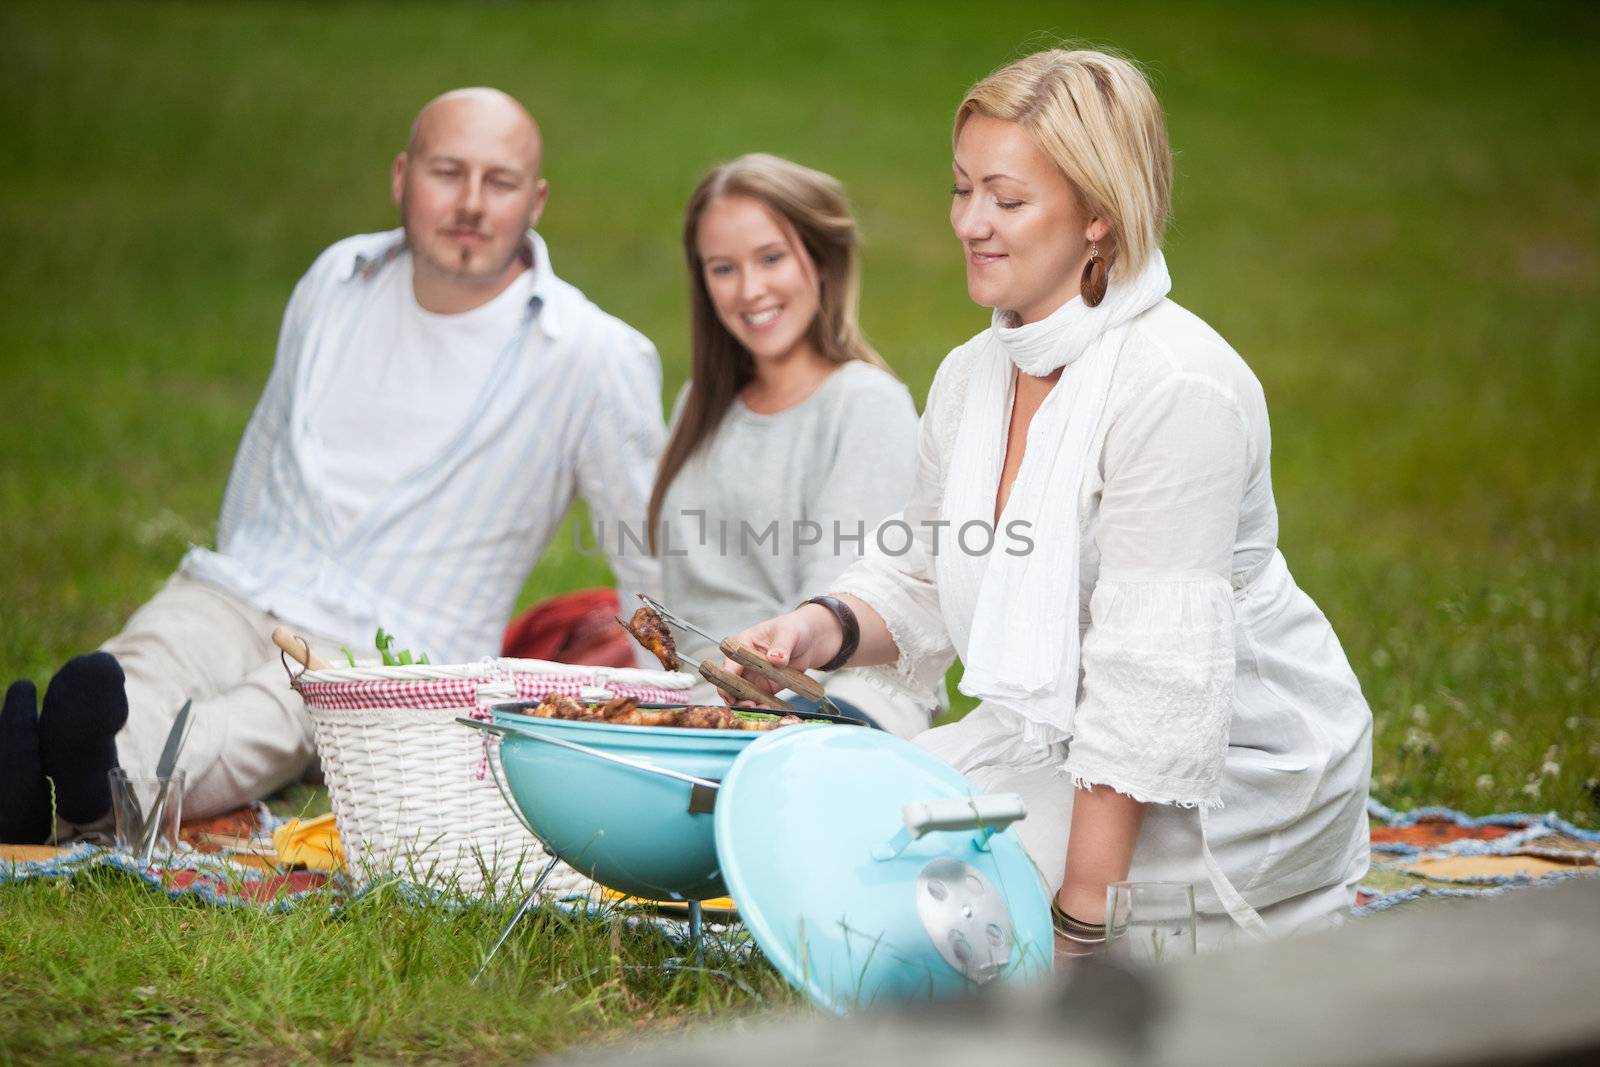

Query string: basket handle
273 626 332 671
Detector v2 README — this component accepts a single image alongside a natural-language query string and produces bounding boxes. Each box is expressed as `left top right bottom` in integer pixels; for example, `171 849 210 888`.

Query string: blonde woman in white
725 49 1372 952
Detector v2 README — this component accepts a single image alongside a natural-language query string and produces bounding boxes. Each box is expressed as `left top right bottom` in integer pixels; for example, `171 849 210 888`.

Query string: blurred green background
2 0 1596 821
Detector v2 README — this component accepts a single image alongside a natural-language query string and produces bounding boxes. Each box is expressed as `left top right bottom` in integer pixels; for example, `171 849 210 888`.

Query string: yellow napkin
598 887 736 914
271 813 343 871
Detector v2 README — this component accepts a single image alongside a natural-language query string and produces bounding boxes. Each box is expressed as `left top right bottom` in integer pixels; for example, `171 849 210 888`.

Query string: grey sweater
658 360 920 684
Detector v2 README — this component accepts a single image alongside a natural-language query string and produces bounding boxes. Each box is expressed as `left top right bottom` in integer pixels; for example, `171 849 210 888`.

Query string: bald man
0 89 666 842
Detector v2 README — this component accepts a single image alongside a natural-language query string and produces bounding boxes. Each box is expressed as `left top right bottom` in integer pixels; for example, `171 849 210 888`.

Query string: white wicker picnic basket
292 658 695 897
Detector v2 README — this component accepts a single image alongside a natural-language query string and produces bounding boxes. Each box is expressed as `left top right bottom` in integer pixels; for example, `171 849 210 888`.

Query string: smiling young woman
692 193 827 407
725 50 1373 955
645 154 943 737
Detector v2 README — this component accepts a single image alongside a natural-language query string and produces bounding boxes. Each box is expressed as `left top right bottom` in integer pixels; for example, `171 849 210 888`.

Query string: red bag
500 588 636 668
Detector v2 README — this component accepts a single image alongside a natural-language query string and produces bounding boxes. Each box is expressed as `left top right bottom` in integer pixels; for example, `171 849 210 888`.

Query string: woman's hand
721 603 844 697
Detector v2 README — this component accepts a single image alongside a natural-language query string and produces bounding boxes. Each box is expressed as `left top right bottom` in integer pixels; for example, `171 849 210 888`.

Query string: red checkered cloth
293 673 690 724
296 677 485 711
508 672 598 700
507 673 687 706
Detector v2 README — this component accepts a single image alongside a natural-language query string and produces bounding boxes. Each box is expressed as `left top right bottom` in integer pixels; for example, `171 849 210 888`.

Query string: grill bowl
490 705 763 901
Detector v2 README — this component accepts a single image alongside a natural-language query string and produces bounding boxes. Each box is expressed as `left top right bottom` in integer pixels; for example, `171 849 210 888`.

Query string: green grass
2 0 1598 1059
0 864 794 1063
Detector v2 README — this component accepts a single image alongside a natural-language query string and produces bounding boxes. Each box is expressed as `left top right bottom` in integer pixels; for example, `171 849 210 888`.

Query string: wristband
800 595 859 673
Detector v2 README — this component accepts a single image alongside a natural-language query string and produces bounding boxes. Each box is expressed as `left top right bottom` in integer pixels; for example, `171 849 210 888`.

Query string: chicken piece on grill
530 693 588 720
678 705 737 730
618 606 680 672
596 696 685 727
597 696 640 721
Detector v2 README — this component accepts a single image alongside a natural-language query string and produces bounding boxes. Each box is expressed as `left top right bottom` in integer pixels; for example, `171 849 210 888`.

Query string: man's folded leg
161 653 330 821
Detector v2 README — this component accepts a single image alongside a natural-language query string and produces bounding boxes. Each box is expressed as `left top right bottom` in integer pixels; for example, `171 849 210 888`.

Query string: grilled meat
526 695 810 731
618 606 679 672
530 693 590 720
597 696 640 721
678 705 738 730
595 696 684 727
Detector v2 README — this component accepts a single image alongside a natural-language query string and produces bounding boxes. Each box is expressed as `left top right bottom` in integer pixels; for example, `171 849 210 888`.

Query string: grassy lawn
1 864 793 1062
2 0 1597 1060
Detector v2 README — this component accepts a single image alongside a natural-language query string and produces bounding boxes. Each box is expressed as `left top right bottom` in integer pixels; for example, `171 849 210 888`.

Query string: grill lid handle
870 793 1027 861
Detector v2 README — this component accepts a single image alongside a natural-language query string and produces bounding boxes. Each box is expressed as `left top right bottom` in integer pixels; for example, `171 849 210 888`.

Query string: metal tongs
637 594 843 717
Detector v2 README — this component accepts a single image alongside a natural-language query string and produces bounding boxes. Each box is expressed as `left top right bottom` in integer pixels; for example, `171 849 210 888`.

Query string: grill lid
714 726 1053 1013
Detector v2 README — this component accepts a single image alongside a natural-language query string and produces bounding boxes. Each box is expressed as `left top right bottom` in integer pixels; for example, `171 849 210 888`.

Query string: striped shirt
181 228 664 663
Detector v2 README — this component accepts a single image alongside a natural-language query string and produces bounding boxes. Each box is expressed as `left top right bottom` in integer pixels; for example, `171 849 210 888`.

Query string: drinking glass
109 768 187 864
1104 880 1196 964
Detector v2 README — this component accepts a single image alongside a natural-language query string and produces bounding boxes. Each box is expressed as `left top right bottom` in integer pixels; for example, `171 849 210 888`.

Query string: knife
138 698 193 866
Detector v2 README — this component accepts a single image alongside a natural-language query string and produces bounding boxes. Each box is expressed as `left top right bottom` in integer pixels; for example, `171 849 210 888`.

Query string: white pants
99 573 348 821
918 711 1359 953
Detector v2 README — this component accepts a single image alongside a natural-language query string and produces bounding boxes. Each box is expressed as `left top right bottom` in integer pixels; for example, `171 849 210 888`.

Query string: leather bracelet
800 595 859 673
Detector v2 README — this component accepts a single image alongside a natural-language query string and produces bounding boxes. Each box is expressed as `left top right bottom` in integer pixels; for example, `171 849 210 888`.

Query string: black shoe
0 680 52 844
38 652 129 826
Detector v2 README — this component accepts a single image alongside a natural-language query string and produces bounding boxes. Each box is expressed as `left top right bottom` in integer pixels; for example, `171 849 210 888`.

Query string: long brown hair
647 153 888 550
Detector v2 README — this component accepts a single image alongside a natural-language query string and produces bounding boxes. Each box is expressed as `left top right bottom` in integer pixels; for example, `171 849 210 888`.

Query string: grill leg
472 854 560 985
688 898 704 967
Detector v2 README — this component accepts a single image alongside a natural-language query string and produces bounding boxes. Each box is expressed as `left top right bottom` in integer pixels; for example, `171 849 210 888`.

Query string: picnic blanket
1356 798 1600 914
0 803 746 956
0 804 335 909
7 798 1596 927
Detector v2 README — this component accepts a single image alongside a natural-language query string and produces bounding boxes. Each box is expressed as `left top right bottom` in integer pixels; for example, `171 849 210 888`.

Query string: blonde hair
955 48 1172 278
647 153 889 549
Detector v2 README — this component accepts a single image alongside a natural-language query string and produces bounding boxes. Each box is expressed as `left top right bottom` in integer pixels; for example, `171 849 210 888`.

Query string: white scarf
937 252 1172 741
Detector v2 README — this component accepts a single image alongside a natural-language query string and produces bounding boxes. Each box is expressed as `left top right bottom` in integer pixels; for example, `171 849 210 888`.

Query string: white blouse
832 297 1373 943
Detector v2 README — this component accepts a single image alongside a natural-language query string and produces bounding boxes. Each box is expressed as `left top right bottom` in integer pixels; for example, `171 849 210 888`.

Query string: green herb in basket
340 628 431 667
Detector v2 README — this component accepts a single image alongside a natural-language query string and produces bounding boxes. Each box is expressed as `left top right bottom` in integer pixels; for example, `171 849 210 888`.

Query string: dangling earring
1080 240 1108 307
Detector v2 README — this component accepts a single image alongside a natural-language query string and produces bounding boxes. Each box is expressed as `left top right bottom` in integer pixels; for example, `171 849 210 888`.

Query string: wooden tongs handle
719 639 827 702
698 660 798 713
272 626 332 671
